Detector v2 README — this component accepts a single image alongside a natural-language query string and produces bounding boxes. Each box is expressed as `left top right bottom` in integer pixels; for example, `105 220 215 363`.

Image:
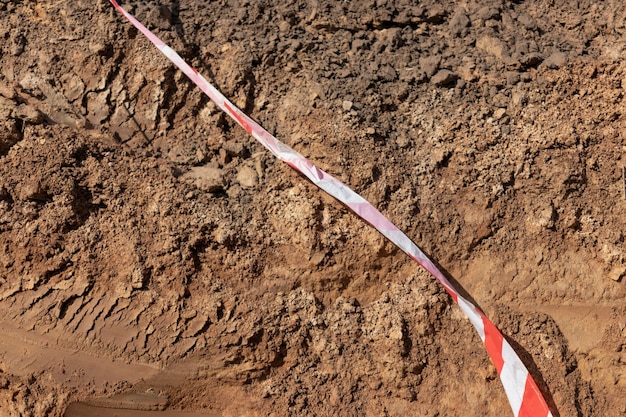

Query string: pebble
18 181 47 201
181 166 225 193
15 104 43 124
493 108 507 120
0 96 16 119
419 55 441 78
61 73 85 102
449 8 470 37
537 205 555 229
542 51 567 69
342 100 353 111
476 36 508 62
609 267 625 282
521 53 543 68
431 69 458 87
223 141 246 157
236 165 258 188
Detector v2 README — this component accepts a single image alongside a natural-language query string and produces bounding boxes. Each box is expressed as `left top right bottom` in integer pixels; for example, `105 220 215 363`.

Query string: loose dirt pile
0 1 625 416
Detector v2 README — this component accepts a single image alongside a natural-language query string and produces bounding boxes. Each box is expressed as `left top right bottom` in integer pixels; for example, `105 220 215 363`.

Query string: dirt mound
0 1 625 416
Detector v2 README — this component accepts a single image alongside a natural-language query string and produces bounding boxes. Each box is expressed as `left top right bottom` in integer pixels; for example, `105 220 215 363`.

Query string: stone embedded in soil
14 104 43 124
0 96 15 119
543 51 568 69
86 90 111 125
223 141 247 157
61 73 85 102
431 69 458 86
236 165 259 188
477 36 510 62
449 7 470 37
493 108 507 120
181 166 225 193
537 205 556 229
0 120 20 155
17 181 47 202
419 55 441 78
521 52 543 68
609 266 625 282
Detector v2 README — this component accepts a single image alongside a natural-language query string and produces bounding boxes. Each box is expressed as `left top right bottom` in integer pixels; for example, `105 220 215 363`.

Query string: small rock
609 266 625 282
419 55 441 78
543 52 567 69
395 133 410 148
236 165 258 188
517 13 538 31
0 120 20 155
351 38 370 52
196 148 207 163
425 6 447 24
378 65 397 82
18 181 47 202
477 6 500 21
477 36 509 62
61 73 85 102
431 69 458 86
130 267 147 289
158 4 173 22
0 78 16 100
222 141 246 157
278 20 291 34
147 5 172 29
520 72 533 83
492 93 509 108
181 166 225 193
521 53 543 68
512 91 528 106
493 108 507 120
342 100 353 112
86 89 111 125
449 8 470 37
19 73 43 97
505 71 520 85
88 41 108 56
14 104 44 124
537 205 555 229
0 95 16 119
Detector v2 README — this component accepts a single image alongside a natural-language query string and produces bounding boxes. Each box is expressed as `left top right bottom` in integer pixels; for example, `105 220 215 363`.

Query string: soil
0 0 625 416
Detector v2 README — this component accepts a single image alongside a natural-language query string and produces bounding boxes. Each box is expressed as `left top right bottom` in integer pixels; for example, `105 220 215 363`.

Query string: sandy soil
0 0 625 416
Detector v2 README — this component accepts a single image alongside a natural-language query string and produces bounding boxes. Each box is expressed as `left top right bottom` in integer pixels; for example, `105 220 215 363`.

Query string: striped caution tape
109 1 553 416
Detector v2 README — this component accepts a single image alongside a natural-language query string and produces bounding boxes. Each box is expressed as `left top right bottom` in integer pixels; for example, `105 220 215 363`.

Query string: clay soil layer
1 1 625 416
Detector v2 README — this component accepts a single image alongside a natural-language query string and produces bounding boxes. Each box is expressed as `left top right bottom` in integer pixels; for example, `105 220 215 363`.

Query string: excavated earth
0 0 625 416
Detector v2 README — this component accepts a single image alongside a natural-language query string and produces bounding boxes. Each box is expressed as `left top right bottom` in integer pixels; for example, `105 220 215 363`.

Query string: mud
0 1 625 416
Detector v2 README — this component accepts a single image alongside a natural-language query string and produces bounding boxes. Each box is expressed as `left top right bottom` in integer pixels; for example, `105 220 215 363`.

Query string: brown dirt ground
0 0 625 416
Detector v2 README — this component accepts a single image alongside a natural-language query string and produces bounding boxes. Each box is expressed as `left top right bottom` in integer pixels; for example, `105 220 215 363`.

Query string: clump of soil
0 1 625 416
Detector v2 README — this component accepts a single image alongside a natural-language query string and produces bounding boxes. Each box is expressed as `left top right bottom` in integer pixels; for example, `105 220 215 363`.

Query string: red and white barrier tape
109 1 553 415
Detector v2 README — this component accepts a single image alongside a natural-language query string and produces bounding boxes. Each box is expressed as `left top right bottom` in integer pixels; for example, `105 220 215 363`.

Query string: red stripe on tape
520 374 551 417
223 101 253 135
482 313 505 374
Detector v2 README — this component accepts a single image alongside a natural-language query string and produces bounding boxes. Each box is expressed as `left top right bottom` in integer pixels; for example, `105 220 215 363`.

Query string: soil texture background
0 1 625 416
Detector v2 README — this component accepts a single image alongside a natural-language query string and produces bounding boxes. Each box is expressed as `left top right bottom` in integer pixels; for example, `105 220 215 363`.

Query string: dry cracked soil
0 0 625 416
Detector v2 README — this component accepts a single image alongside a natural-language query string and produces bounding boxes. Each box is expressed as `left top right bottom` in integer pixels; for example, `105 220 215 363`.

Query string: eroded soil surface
0 1 625 416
